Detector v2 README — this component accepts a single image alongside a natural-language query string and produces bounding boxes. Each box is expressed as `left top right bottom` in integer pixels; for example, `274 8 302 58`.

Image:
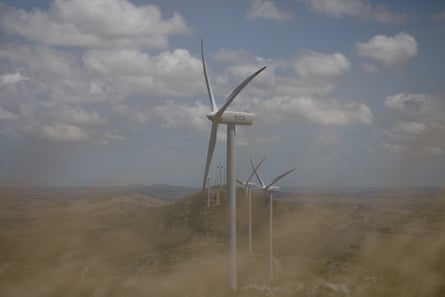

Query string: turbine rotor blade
265 168 296 190
201 39 217 112
250 156 266 188
215 66 266 118
246 156 266 183
236 179 246 187
202 122 218 191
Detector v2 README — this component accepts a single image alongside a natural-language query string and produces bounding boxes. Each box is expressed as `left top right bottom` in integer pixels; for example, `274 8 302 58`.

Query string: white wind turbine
201 39 266 290
251 157 295 281
237 157 266 255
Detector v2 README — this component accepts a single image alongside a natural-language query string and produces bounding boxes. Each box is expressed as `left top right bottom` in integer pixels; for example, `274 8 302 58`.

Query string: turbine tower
237 157 266 255
207 176 212 207
217 162 224 191
251 157 295 281
201 39 266 290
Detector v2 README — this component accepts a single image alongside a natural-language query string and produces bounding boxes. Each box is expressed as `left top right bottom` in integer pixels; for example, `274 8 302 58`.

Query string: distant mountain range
0 184 199 202
1 184 442 202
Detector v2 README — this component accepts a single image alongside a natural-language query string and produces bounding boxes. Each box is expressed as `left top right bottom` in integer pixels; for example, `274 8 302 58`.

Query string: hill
0 186 444 296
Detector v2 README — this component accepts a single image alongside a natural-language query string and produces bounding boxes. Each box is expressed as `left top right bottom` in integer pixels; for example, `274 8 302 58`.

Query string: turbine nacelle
266 185 279 192
250 156 295 194
207 110 254 126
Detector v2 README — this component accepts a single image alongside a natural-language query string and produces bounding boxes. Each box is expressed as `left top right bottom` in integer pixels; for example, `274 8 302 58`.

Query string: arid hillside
0 186 444 297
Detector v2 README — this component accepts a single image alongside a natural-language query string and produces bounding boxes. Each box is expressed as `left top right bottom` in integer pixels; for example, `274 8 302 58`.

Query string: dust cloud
0 186 444 296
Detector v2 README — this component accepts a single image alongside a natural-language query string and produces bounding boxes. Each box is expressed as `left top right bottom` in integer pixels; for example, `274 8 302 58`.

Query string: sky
0 0 444 188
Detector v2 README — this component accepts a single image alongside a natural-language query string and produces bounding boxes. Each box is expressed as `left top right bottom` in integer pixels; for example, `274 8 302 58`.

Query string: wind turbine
250 158 295 281
201 39 266 290
207 176 212 207
217 161 224 191
237 157 266 255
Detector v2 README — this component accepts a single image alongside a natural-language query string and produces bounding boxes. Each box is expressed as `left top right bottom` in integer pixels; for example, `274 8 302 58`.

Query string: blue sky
0 0 444 188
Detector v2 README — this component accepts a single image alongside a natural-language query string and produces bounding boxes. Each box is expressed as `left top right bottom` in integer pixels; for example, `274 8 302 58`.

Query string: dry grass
0 186 444 296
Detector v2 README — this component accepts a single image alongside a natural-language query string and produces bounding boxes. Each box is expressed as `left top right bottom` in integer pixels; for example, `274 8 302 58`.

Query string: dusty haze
0 186 444 296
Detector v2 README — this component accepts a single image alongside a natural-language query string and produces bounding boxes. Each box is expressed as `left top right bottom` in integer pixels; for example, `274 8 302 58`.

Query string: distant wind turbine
237 157 266 255
217 161 224 192
201 39 266 290
251 157 295 281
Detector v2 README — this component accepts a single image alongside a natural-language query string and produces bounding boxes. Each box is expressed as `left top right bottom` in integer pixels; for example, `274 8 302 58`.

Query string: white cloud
246 0 292 21
356 32 418 68
254 96 373 125
300 0 408 24
154 101 209 133
112 104 154 124
40 123 89 142
393 121 427 135
83 48 202 97
0 71 29 86
382 93 445 156
50 105 106 127
384 93 432 116
1 99 123 145
98 130 127 145
0 44 103 103
0 106 18 120
194 48 372 129
208 48 345 101
294 51 350 79
0 0 190 49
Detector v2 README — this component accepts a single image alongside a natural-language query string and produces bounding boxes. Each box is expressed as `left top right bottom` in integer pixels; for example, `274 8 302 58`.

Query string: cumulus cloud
392 121 427 135
254 96 373 125
1 44 104 103
0 41 206 144
356 32 418 68
0 0 381 150
384 93 433 116
294 51 350 79
50 105 106 127
83 48 202 97
382 93 445 155
0 98 123 145
0 71 29 86
208 48 349 104
154 101 209 133
0 106 19 120
195 48 372 130
0 0 190 49
246 0 292 21
300 0 408 24
40 123 89 142
112 104 154 124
